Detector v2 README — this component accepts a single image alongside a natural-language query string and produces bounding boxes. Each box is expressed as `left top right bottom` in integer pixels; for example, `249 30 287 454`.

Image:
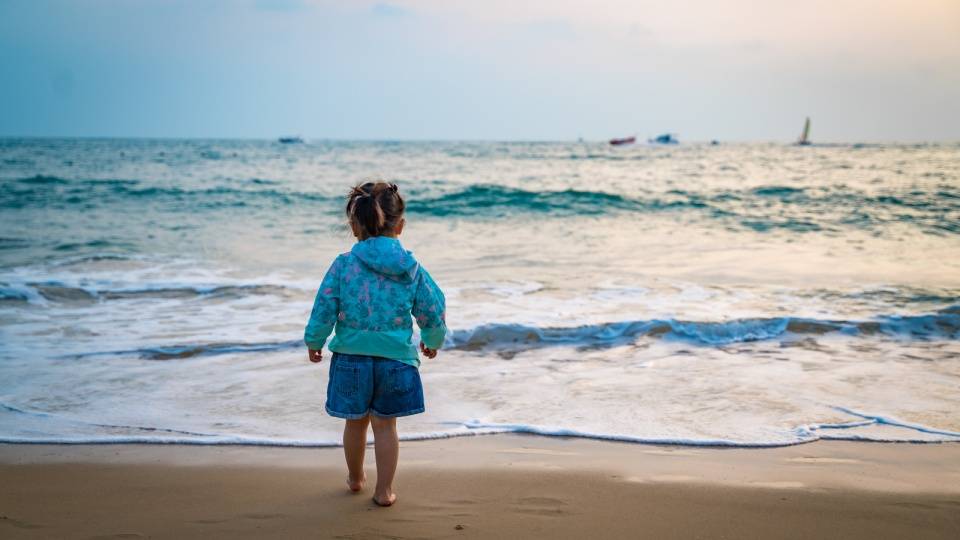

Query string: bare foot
347 473 366 493
372 492 397 507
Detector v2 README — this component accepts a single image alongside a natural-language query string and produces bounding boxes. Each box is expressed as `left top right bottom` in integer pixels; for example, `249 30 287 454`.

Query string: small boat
649 133 678 144
796 118 811 146
609 136 636 146
278 136 304 144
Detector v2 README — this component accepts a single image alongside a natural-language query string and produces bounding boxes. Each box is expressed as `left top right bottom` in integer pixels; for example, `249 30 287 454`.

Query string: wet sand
2 435 959 539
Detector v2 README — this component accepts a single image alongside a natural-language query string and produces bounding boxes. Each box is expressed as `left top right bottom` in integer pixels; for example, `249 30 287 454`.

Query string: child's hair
346 181 406 240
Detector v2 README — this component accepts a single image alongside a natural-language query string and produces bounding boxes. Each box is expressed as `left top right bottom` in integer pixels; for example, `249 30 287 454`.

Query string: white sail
797 117 811 145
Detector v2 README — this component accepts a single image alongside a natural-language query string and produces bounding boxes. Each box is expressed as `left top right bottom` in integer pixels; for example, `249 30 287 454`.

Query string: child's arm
412 267 446 358
304 256 342 363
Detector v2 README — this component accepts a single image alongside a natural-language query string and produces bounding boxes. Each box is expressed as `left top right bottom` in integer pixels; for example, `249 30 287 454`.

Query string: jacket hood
351 236 419 283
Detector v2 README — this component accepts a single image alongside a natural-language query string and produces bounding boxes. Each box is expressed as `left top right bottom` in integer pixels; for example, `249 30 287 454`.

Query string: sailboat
796 118 811 146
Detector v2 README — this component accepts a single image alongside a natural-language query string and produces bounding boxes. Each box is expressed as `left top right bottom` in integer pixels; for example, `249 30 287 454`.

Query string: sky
1 0 958 141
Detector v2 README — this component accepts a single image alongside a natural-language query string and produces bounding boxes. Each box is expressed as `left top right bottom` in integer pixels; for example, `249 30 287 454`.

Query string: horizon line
1 135 958 145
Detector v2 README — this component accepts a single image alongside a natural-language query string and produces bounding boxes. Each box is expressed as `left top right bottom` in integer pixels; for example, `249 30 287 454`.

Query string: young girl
304 181 446 507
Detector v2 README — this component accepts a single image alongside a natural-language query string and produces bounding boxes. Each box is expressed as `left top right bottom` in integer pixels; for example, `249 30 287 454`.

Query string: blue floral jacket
304 236 447 367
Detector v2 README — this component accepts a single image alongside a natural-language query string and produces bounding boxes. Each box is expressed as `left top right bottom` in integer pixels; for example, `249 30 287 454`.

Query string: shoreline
4 419 960 448
3 430 960 449
3 435 959 539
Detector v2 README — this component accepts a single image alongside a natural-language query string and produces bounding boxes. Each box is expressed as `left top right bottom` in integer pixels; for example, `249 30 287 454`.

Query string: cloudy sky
1 0 958 141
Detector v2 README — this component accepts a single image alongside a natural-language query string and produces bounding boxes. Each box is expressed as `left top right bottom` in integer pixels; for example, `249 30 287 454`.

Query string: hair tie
350 185 373 199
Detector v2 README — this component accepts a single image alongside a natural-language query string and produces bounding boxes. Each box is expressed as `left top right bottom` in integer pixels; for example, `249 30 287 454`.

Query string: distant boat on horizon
609 136 636 146
278 136 304 144
649 133 678 145
796 118 811 146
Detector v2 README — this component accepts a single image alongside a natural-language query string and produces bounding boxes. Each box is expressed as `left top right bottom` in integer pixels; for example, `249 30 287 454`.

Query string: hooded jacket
304 236 447 367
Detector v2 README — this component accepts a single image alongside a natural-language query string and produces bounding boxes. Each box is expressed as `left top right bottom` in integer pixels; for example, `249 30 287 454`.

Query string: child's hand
419 342 438 359
308 349 323 363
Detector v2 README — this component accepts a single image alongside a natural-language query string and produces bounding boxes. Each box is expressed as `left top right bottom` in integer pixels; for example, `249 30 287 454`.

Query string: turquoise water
1 138 959 446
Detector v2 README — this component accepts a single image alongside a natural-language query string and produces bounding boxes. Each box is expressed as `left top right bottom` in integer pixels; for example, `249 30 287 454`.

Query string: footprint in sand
420 498 481 511
513 496 571 517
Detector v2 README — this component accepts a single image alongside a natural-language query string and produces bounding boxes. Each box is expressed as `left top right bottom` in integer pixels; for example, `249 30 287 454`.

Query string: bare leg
343 416 369 492
370 415 399 506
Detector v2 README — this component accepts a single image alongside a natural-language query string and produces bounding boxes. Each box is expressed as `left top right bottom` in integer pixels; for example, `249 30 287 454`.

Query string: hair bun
345 181 406 241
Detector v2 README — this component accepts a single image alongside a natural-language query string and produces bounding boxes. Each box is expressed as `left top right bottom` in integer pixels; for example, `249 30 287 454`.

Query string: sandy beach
2 435 958 539
4 1 960 538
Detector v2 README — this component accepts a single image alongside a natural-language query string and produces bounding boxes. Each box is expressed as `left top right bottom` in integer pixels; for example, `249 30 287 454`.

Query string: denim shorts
325 352 425 419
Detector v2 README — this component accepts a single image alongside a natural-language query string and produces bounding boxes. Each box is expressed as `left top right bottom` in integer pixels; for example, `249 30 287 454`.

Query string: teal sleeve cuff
420 326 446 350
304 339 327 350
304 324 334 350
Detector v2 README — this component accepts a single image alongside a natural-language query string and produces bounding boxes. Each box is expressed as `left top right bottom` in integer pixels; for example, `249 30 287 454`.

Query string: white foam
829 406 960 438
458 420 818 447
4 414 957 448
2 249 960 450
0 282 48 305
4 336 960 448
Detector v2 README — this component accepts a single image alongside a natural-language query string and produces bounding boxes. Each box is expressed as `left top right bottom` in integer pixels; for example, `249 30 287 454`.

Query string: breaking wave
4 176 958 234
448 308 960 349
0 280 295 305
62 308 960 361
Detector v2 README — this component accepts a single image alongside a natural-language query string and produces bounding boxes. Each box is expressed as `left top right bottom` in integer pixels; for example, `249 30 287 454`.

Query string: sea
1 138 959 447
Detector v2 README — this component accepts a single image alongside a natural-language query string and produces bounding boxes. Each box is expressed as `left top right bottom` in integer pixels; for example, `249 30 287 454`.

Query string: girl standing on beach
304 182 447 507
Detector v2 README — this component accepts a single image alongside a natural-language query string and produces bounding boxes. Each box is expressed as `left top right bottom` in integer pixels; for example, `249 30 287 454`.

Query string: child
304 181 447 507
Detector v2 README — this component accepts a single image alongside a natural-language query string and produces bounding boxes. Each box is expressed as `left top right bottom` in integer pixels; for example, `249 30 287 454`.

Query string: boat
609 136 636 146
278 136 304 144
648 133 678 144
796 118 811 146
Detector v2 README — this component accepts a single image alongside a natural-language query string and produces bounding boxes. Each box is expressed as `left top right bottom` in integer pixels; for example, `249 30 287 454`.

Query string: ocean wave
4 176 958 234
62 308 960 361
409 184 959 235
448 308 960 350
0 236 30 250
1 176 336 211
74 339 303 360
0 280 296 305
53 239 129 252
47 253 144 267
16 175 69 185
0 282 48 304
824 287 960 306
405 185 675 217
